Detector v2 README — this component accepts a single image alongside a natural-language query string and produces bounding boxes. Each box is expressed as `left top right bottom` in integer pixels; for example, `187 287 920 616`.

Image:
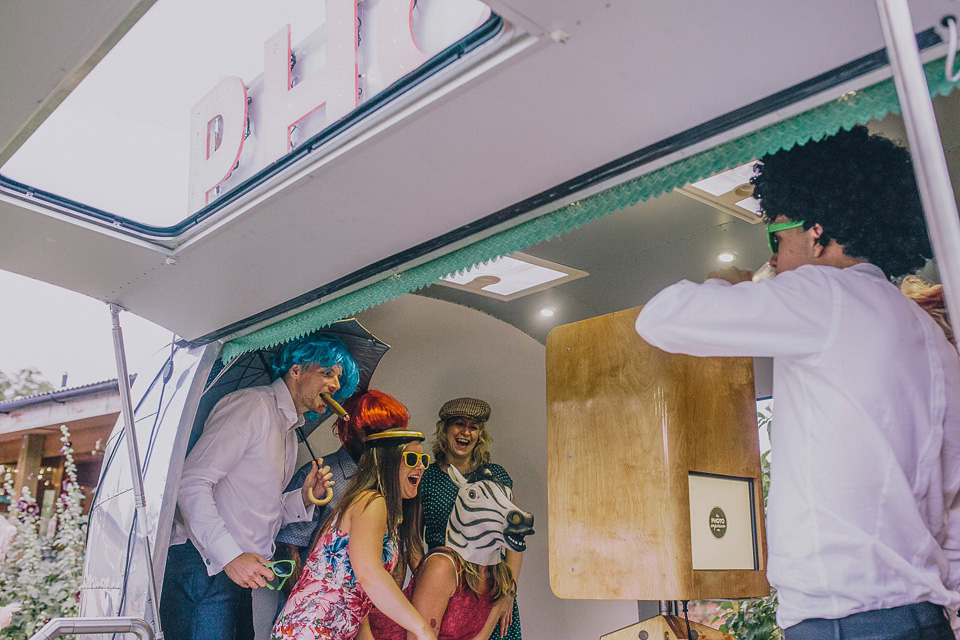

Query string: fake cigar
321 393 350 421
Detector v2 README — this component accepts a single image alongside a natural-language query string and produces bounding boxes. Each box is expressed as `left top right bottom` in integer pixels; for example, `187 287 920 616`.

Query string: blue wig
269 333 360 403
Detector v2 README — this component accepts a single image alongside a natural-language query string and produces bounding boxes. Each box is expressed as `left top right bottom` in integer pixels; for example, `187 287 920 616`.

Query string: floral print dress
271 529 398 640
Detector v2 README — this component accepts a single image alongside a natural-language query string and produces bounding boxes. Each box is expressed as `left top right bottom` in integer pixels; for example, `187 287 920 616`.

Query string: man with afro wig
636 126 960 639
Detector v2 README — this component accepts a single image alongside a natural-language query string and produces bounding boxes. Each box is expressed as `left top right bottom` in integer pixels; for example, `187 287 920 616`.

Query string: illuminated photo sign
189 0 491 212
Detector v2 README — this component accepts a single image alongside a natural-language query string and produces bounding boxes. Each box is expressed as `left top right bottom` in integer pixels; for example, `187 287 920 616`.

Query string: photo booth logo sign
187 0 489 212
709 506 728 539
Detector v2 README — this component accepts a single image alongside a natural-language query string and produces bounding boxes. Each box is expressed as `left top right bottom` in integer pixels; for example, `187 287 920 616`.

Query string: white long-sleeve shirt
170 377 314 575
635 263 960 629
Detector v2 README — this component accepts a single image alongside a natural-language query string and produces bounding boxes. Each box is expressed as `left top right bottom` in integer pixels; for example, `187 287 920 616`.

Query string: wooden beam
13 433 44 502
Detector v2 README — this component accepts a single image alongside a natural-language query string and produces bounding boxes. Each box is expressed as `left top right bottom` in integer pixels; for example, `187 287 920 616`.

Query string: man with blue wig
161 333 359 640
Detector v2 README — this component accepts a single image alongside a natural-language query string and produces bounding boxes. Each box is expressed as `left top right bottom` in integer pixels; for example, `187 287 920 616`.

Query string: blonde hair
901 276 954 346
460 554 514 601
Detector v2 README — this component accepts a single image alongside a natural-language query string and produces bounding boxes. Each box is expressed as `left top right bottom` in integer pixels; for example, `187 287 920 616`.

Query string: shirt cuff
281 488 314 524
200 534 244 576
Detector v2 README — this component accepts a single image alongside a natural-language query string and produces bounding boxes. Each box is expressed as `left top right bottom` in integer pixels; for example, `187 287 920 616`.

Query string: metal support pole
109 304 164 640
876 0 960 330
29 617 154 640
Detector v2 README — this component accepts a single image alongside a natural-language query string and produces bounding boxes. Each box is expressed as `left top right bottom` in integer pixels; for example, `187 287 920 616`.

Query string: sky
0 269 174 391
0 0 488 393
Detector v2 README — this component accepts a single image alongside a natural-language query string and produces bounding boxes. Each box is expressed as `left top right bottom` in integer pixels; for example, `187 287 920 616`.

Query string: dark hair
750 125 932 279
317 441 422 570
333 391 410 461
268 333 359 402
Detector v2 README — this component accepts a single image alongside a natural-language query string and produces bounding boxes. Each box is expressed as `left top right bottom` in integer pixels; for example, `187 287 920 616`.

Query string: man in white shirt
635 126 960 640
159 333 359 640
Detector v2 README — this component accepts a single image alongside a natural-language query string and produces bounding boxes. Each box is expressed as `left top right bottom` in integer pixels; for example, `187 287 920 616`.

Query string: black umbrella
201 318 390 500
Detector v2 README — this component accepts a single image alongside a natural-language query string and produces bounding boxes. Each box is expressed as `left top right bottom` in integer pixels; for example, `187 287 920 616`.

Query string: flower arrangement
0 425 87 637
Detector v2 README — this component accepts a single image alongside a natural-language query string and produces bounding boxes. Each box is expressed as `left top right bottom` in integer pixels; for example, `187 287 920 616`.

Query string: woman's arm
494 550 521 636
347 496 435 640
355 616 374 640
404 554 457 640
467 598 513 640
500 481 522 637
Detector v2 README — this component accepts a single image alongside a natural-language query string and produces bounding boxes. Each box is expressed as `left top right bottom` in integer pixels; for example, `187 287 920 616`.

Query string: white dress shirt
170 377 314 575
635 263 960 629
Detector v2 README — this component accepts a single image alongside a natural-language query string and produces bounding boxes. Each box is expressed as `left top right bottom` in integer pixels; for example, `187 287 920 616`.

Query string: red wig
334 390 410 461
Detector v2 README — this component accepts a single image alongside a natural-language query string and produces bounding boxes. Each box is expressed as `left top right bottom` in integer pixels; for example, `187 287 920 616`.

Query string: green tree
0 368 55 402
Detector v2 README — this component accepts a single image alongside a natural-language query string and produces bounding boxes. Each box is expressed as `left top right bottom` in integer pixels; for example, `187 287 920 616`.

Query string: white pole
109 304 164 640
876 0 960 331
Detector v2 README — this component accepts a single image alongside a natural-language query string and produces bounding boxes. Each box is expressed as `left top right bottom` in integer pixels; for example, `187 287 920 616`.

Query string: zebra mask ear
446 464 468 488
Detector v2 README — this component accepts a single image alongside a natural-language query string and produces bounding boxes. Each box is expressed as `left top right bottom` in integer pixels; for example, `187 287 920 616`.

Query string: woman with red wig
273 390 412 611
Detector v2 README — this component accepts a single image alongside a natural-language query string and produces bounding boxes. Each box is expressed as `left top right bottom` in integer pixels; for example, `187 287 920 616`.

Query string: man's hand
301 459 334 508
705 266 753 285
224 552 274 588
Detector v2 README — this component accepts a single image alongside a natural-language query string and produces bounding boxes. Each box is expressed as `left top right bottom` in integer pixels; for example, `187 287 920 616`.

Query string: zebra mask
444 465 535 566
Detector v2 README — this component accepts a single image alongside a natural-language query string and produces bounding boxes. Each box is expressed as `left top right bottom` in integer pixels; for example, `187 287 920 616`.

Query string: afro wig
750 125 932 279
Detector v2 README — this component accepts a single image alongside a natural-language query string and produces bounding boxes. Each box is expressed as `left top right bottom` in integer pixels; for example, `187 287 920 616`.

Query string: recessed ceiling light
691 163 756 197
717 251 737 263
540 308 555 317
438 252 588 301
677 162 763 224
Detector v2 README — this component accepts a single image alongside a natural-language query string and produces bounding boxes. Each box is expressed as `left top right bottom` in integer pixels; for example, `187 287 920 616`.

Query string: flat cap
438 397 491 423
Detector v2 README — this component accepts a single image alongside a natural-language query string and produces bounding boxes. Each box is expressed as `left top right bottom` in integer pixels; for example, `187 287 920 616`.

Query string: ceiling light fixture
438 252 588 301
677 162 763 224
717 251 737 263
540 308 555 317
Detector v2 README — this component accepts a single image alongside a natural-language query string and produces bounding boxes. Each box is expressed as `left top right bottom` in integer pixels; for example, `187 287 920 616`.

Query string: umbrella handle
308 486 334 506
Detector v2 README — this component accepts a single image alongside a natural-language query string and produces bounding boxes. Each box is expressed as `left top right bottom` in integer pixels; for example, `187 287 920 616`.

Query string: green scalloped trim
223 56 960 362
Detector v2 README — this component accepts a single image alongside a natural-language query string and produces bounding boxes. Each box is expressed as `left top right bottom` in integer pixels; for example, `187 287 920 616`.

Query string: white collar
270 377 303 429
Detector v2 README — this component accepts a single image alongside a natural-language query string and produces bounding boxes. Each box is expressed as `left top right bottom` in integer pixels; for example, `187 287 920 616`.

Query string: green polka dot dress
421 463 522 640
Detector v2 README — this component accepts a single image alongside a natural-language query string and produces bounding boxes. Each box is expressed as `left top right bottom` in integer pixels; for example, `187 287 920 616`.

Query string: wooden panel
601 616 733 640
547 306 768 600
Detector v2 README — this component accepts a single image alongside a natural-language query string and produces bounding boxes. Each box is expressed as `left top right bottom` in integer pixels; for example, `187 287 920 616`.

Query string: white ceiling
0 0 956 341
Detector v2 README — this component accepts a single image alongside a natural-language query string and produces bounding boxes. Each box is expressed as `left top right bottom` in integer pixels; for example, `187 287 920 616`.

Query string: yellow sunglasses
403 451 431 468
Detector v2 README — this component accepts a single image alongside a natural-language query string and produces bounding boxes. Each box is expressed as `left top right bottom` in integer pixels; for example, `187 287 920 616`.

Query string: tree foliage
0 368 55 402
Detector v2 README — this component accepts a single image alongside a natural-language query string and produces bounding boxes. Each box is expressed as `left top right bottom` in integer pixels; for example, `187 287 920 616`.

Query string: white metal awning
1 1 957 342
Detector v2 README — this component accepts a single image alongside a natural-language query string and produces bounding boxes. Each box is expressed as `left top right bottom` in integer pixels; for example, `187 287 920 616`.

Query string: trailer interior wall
247 293 641 639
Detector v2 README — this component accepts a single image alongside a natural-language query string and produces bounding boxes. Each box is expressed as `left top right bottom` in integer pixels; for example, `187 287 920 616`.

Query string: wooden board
601 616 733 640
547 306 768 600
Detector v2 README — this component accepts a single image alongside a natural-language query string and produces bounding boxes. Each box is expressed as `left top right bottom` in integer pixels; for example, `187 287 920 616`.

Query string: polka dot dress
421 463 522 640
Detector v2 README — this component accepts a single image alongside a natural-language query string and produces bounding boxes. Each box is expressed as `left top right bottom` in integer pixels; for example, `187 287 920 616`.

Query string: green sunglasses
766 220 805 254
262 559 296 591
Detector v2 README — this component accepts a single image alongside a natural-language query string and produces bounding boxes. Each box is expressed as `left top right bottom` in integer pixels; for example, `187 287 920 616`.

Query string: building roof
0 376 134 413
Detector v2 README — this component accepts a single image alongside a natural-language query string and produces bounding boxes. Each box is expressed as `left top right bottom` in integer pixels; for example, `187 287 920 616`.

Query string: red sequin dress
369 548 494 640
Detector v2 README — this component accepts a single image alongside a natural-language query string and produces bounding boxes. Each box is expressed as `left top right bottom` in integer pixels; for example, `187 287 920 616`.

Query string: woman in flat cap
419 398 524 640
